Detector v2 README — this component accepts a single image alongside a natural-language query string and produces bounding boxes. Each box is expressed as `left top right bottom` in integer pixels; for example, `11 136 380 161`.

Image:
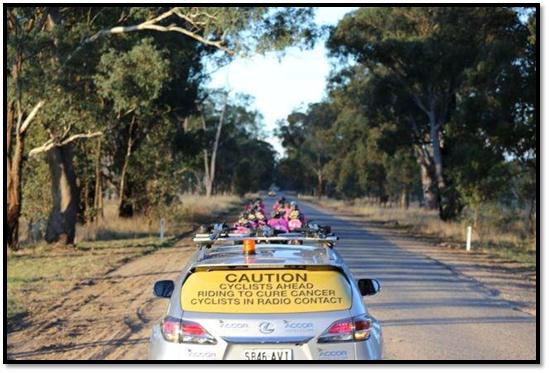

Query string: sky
206 7 358 156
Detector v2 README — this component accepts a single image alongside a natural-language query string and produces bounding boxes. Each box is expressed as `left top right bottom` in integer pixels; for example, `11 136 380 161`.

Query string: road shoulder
306 202 537 317
6 236 197 360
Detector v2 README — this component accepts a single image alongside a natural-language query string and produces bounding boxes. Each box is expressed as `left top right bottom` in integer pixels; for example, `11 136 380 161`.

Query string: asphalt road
275 196 537 360
8 195 536 361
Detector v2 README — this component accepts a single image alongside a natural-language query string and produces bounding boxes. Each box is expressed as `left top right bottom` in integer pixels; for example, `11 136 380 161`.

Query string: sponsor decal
186 349 216 359
282 320 314 330
219 320 248 329
259 321 275 334
318 348 348 359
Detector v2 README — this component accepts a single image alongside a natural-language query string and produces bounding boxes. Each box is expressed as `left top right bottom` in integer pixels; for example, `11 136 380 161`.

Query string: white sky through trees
207 7 358 157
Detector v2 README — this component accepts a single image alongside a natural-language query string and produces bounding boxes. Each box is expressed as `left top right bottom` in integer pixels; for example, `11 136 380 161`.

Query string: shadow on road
300 200 536 359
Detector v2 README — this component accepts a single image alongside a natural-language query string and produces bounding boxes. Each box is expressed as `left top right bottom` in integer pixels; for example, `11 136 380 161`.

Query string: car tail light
317 314 372 343
352 315 372 341
161 316 181 343
161 316 217 345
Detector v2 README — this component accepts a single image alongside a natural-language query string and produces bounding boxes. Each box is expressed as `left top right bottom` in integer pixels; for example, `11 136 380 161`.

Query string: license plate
243 349 293 360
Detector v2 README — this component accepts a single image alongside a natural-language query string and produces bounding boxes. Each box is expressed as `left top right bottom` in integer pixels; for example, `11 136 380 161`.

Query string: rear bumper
149 324 382 360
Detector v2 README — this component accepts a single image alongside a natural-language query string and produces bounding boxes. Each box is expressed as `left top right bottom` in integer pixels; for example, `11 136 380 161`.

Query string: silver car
149 234 383 360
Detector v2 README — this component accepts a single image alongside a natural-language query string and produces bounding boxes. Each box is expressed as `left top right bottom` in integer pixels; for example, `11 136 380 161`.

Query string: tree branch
59 131 103 147
59 123 73 141
28 138 55 157
74 7 234 59
143 24 234 55
29 131 102 157
411 93 429 116
18 100 45 135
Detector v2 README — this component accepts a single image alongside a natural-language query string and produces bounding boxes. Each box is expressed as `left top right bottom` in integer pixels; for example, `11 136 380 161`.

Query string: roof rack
193 235 338 244
193 223 338 246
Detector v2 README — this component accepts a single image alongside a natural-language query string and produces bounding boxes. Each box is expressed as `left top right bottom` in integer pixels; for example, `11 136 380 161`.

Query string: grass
7 245 158 289
301 195 536 267
77 194 242 241
7 238 168 326
8 194 243 328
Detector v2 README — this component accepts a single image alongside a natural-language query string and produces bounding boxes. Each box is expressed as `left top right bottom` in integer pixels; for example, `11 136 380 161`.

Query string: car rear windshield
180 267 352 314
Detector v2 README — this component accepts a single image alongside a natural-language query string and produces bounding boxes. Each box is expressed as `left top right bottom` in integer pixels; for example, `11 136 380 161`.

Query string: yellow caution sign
181 269 352 313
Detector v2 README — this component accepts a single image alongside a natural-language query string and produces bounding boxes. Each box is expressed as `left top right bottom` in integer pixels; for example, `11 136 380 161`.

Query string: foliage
180 92 276 196
325 6 535 220
7 6 537 248
277 7 536 235
95 38 170 115
7 6 317 245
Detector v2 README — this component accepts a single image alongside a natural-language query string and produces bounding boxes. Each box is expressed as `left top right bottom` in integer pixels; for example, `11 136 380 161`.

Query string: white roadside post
160 218 166 240
466 226 472 252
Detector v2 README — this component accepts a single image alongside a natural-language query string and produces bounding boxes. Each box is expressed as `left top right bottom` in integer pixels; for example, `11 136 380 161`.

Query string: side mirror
358 279 381 296
153 280 174 298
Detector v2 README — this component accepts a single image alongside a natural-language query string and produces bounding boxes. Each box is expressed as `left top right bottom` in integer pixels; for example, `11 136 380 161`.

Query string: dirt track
7 237 196 360
6 198 537 360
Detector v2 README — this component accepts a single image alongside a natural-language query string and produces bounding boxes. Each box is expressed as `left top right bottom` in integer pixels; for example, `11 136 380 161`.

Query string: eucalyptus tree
176 92 275 196
7 7 108 247
277 103 336 198
87 6 318 203
442 9 537 226
328 7 528 218
198 90 229 198
7 6 318 247
94 38 170 216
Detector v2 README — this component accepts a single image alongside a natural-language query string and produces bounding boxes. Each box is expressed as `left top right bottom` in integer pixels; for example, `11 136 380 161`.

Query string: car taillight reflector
160 317 217 345
317 314 372 344
327 319 353 335
181 321 207 336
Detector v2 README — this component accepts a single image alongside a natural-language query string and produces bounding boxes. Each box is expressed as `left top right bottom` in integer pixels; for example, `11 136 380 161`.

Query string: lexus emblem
259 321 275 334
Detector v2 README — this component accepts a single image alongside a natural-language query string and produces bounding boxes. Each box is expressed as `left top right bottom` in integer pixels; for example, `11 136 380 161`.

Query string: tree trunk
207 94 228 198
7 99 46 249
119 182 134 217
204 154 212 197
432 123 462 220
200 114 212 197
431 126 445 192
400 185 409 209
410 101 447 212
27 218 34 243
316 170 323 200
119 119 134 217
93 137 103 220
7 117 24 250
473 204 480 230
45 144 79 245
414 146 437 209
83 175 90 225
420 163 437 209
193 171 202 194
528 197 536 238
